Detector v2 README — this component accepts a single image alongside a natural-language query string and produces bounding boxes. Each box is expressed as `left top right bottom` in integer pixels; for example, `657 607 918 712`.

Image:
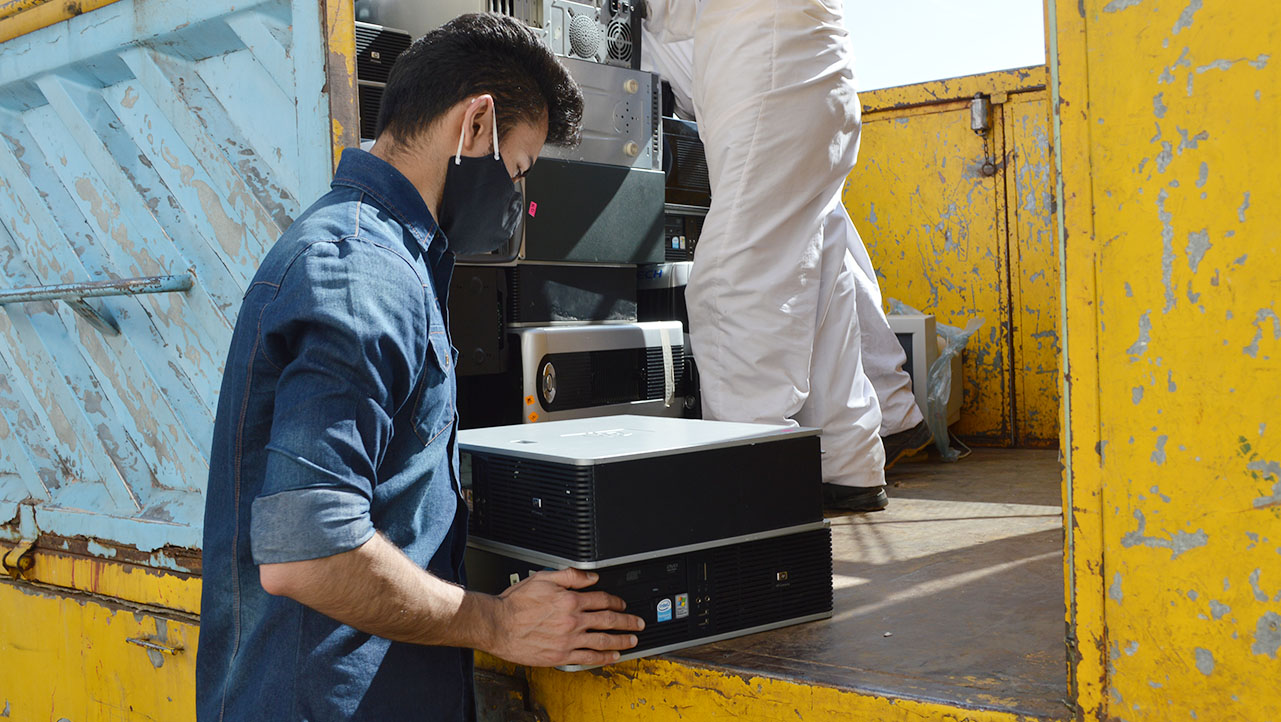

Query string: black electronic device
456 322 688 428
449 264 640 377
460 415 823 563
662 116 711 207
637 262 691 331
681 354 702 419
449 266 508 376
355 22 412 141
466 524 833 670
662 210 703 262
458 158 665 265
506 264 637 326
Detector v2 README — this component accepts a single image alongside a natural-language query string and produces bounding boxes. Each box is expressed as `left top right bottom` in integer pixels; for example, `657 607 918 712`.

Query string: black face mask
437 105 523 256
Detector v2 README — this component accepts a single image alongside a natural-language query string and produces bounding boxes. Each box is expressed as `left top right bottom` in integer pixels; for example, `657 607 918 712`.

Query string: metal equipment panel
0 0 337 562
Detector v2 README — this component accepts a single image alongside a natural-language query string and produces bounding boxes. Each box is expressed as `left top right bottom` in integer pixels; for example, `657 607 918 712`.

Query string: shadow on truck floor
669 448 1069 720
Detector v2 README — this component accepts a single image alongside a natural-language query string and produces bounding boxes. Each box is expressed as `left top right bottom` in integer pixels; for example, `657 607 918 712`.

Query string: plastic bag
887 299 985 462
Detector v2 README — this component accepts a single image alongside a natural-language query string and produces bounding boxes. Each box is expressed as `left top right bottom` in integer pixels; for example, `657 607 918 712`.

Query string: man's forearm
259 533 498 650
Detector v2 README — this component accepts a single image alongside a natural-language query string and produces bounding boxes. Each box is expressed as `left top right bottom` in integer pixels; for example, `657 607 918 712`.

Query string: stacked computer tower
355 2 830 669
461 415 833 668
635 111 713 417
355 2 706 429
441 2 701 429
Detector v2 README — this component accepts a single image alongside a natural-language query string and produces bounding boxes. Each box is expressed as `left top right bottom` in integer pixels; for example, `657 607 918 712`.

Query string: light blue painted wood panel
0 0 336 561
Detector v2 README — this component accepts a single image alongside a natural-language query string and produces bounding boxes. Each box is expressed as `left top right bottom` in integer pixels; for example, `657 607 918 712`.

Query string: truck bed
478 448 1069 721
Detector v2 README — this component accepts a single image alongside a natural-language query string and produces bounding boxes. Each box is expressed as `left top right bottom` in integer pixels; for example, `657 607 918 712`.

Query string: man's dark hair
376 13 583 147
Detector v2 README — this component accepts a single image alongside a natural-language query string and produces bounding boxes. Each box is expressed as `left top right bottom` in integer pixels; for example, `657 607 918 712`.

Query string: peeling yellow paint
477 654 1060 722
324 0 358 171
0 578 197 721
0 0 121 43
1052 1 1281 719
0 543 200 614
1005 94 1061 447
843 68 1056 446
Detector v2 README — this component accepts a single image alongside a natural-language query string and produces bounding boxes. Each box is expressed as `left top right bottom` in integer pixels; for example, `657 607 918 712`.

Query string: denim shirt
197 149 472 721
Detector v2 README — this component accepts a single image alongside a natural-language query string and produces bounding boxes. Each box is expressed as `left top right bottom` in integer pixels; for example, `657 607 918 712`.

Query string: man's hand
486 568 645 668
260 535 643 668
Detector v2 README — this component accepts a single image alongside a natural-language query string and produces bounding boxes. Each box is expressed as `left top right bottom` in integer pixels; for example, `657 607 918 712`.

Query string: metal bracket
125 637 185 655
2 503 38 579
0 273 195 335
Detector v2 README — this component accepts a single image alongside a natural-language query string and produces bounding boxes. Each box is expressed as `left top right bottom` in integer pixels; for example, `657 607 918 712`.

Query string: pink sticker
528 201 538 218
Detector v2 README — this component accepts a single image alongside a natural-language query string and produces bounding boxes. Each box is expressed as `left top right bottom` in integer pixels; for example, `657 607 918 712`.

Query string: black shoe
823 483 889 512
882 420 933 470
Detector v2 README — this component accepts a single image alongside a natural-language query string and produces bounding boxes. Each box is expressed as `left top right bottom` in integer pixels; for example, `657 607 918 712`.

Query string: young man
643 0 931 513
197 14 644 721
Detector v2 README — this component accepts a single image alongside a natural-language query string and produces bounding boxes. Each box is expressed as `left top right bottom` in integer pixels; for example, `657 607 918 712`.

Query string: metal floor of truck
667 448 1070 720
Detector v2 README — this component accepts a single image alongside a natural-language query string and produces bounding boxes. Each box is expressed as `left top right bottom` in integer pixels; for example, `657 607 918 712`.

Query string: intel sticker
675 593 689 619
656 598 673 623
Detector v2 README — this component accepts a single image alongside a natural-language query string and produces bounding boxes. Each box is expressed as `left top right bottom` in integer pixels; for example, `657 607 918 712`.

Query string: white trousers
649 0 921 486
836 204 923 436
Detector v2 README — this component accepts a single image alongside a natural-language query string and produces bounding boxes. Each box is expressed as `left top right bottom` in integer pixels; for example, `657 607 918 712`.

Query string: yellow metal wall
1051 0 1281 719
1005 94 1060 448
843 69 1060 447
0 548 199 721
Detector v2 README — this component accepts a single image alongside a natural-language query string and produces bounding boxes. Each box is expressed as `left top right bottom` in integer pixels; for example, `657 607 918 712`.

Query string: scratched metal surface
0 0 333 564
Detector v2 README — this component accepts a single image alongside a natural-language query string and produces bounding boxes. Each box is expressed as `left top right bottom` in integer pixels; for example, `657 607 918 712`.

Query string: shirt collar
331 148 443 253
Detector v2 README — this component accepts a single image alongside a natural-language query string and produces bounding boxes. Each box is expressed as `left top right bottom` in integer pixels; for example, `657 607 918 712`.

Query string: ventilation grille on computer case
355 23 412 84
357 82 383 141
355 22 412 140
644 345 686 399
626 527 833 652
606 17 633 64
707 528 833 634
470 455 599 560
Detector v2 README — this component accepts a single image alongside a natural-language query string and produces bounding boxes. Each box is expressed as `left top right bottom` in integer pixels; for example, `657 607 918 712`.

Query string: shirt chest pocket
411 330 455 447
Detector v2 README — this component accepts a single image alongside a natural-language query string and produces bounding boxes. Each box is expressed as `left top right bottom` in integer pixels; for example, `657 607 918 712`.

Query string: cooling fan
606 17 633 65
567 11 604 59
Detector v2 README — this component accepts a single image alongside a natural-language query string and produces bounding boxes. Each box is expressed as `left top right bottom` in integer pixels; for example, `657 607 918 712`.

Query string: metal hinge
2 503 38 579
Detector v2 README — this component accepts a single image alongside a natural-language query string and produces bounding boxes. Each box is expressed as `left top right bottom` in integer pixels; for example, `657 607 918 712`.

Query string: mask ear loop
454 96 501 165
454 120 465 165
490 100 501 160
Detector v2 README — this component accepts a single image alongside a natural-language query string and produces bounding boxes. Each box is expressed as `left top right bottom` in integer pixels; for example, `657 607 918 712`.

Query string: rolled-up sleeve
249 240 428 565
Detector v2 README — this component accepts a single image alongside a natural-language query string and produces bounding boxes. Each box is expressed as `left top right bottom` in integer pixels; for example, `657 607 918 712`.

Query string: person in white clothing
643 0 930 511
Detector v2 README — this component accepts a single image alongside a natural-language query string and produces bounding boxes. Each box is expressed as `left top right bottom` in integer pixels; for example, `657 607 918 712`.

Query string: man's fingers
560 649 623 667
537 567 599 589
581 610 645 633
575 631 639 652
572 590 629 612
